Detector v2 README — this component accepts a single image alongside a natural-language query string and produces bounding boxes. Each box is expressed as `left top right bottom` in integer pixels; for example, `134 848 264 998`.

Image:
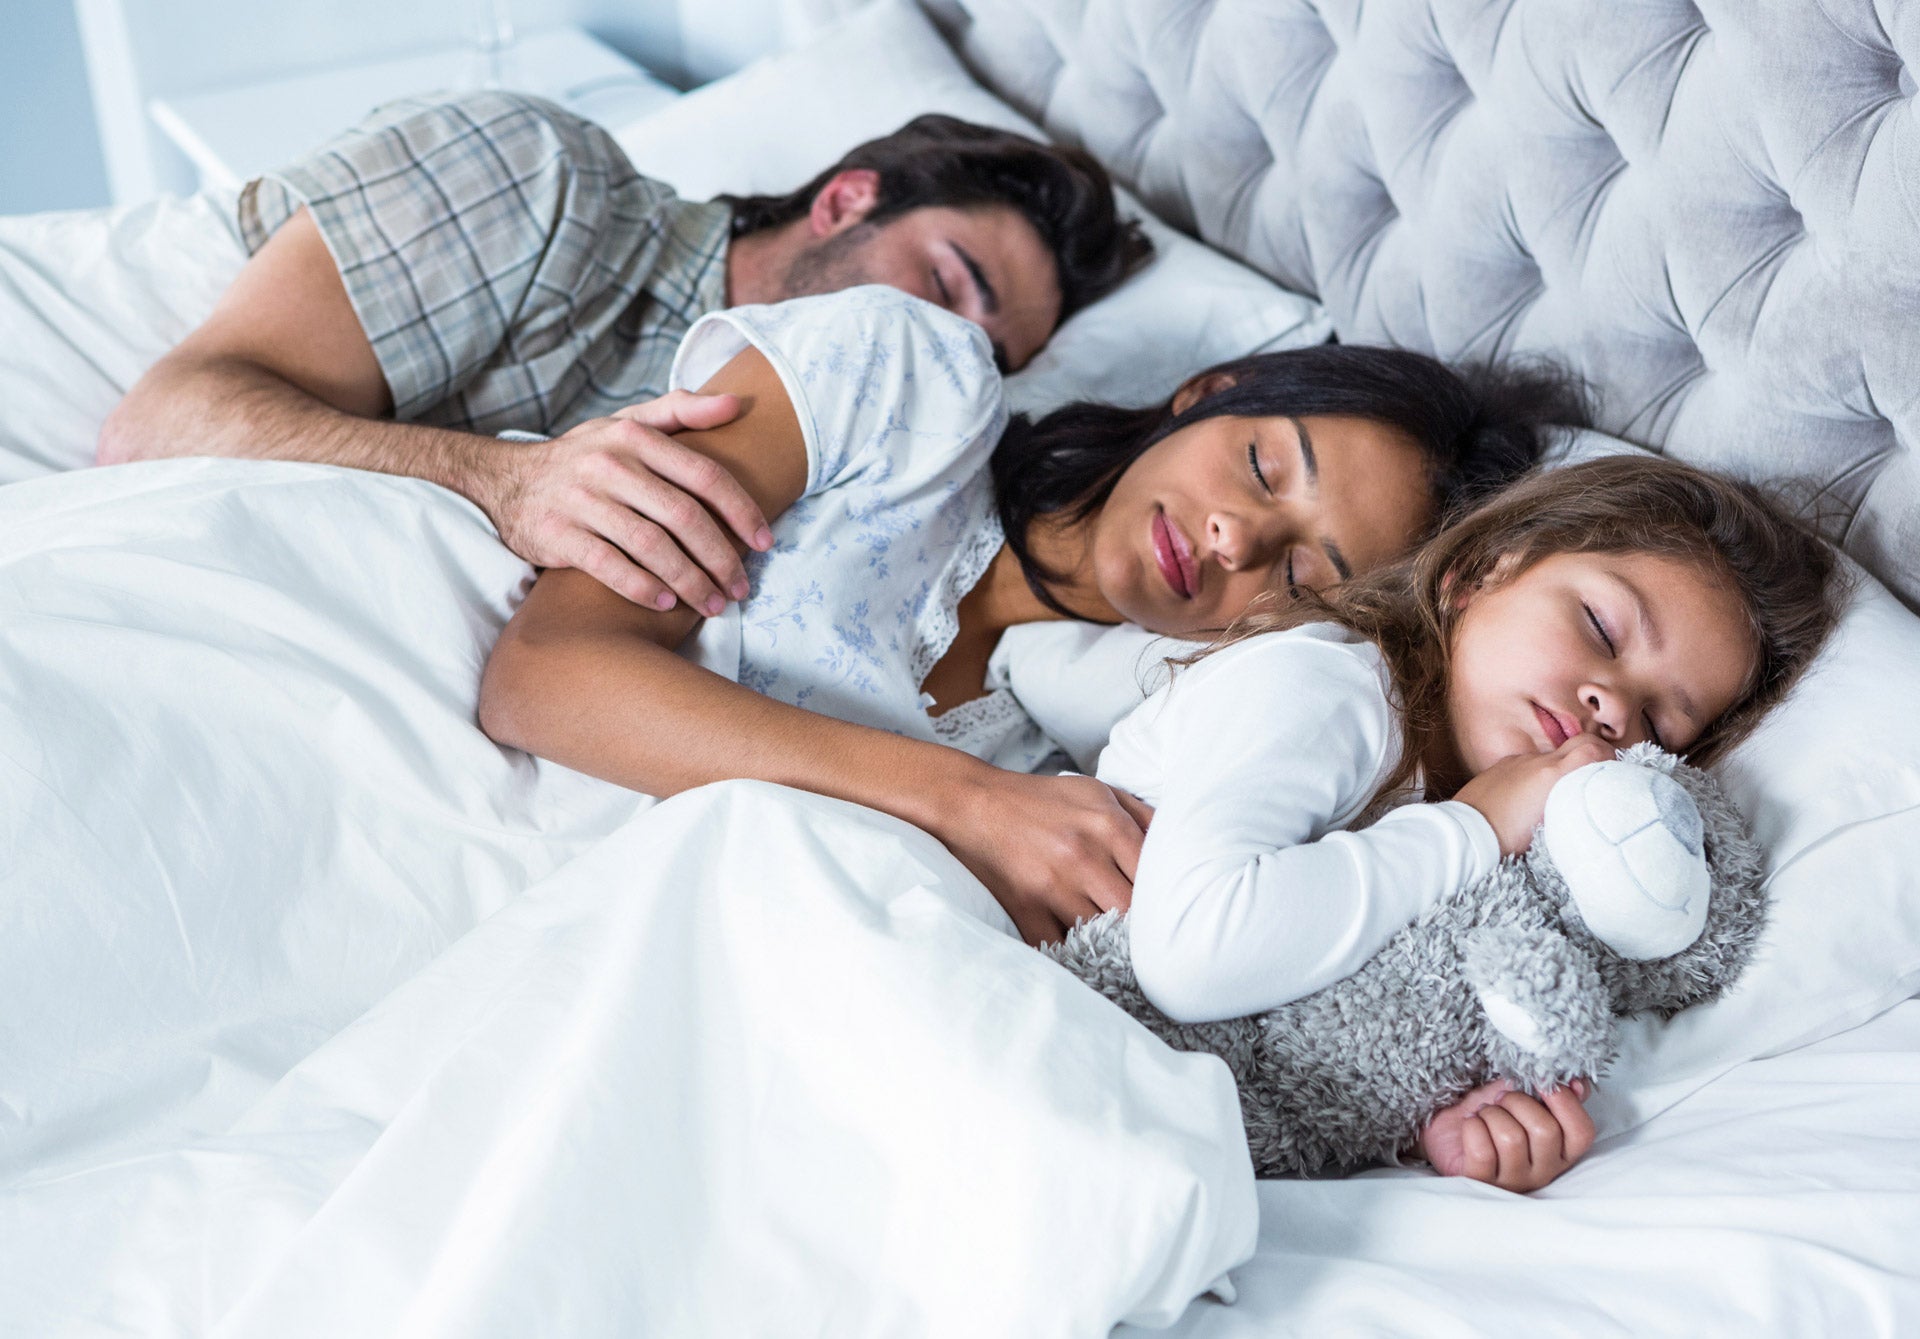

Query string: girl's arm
480 347 1145 944
1119 637 1502 1023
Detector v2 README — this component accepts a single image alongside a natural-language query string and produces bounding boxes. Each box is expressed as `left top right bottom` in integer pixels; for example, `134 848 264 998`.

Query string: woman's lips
1533 702 1573 748
1151 508 1196 600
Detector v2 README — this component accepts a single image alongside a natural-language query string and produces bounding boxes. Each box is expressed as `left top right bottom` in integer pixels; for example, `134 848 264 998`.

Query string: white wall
0 0 803 211
1 0 111 213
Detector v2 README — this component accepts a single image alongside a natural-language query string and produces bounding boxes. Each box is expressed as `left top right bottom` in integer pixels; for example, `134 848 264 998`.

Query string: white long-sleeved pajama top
1095 623 1501 1023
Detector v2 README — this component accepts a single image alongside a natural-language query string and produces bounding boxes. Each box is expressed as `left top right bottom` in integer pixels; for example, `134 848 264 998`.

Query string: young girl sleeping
1093 454 1842 1189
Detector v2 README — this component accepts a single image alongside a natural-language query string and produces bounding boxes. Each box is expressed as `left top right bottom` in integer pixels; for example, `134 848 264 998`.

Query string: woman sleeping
479 284 1579 943
478 283 1592 1186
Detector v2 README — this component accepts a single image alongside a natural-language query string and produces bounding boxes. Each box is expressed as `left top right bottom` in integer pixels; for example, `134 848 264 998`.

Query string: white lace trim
929 684 1026 744
907 507 1006 690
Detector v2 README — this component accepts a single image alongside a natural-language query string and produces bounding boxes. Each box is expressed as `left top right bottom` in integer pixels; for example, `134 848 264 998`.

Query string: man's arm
97 208 772 615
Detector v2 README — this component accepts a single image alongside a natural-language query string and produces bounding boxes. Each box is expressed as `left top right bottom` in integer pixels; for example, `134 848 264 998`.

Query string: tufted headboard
904 0 1920 605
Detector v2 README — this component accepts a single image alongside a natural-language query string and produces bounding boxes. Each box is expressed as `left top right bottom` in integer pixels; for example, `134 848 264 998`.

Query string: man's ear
807 169 883 237
1169 371 1237 416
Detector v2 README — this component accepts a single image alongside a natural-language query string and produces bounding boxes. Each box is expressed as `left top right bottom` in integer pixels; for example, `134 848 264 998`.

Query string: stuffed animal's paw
1458 925 1615 1092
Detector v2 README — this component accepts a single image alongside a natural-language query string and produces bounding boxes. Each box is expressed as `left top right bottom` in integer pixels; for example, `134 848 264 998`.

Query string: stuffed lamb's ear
1540 745 1711 960
1458 925 1615 1092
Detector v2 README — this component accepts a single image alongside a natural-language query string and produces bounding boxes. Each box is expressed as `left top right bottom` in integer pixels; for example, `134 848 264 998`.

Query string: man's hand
470 391 775 613
1415 1076 1596 1192
935 771 1155 946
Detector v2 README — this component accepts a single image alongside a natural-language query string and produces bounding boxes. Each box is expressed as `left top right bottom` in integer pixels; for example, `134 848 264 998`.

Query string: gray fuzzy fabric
1044 748 1766 1178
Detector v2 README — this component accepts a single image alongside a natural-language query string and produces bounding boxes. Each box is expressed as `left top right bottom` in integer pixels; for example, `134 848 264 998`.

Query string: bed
2 0 1917 1334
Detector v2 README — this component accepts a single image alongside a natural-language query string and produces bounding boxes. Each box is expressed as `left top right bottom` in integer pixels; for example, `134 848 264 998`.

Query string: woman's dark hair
991 343 1594 615
722 114 1153 321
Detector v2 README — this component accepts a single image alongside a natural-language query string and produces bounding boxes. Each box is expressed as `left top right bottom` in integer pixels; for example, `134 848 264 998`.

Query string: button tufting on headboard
916 0 1920 606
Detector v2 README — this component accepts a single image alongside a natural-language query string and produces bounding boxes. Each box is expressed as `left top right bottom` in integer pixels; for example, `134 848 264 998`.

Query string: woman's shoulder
674 286 1006 495
675 286 995 400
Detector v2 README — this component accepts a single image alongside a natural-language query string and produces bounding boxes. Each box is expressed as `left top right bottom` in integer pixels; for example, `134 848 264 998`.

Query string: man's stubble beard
777 221 885 300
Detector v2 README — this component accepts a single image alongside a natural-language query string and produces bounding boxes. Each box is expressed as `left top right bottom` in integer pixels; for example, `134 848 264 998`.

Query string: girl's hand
936 771 1154 946
1454 733 1615 856
1415 1077 1596 1192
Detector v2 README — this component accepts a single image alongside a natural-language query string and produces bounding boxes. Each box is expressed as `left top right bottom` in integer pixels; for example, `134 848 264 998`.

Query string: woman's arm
480 347 1145 944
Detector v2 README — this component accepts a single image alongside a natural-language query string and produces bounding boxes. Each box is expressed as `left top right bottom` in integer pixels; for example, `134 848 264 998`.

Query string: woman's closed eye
1248 441 1272 494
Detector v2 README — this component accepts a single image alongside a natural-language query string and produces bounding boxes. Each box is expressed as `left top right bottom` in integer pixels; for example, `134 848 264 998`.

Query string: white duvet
0 460 1255 1336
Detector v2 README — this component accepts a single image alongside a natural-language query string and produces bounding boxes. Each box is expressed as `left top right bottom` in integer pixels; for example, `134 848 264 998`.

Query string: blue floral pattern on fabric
670 288 1058 771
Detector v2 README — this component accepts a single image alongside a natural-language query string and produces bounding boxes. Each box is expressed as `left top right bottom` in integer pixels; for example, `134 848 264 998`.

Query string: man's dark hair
723 114 1153 321
992 343 1594 616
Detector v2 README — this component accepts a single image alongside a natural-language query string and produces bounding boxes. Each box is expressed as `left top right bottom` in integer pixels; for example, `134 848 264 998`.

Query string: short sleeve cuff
237 91 710 427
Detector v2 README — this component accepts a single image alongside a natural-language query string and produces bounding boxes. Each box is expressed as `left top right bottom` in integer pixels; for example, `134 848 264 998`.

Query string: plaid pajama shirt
238 90 732 436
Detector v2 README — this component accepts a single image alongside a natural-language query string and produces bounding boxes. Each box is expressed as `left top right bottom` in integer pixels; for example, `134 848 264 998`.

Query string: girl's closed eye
1248 441 1272 494
1582 599 1669 747
1582 601 1616 656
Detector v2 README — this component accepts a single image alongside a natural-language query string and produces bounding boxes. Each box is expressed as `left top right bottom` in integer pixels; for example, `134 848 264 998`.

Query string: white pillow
1527 433 1920 1127
1591 561 1920 1132
607 0 1330 415
0 192 245 481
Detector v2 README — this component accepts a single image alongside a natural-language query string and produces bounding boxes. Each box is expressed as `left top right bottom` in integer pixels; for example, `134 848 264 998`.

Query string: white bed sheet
4 782 1257 1339
1136 996 1920 1337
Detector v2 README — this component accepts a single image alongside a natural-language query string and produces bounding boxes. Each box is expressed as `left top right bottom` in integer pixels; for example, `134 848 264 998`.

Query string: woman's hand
935 771 1155 946
1453 734 1615 856
1414 1077 1596 1192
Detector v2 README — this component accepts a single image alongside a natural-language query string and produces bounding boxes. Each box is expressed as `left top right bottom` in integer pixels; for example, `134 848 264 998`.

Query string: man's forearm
97 352 503 507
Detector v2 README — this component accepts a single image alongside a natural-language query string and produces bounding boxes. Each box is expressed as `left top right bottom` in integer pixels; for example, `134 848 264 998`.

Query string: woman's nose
1207 512 1253 570
1207 510 1280 572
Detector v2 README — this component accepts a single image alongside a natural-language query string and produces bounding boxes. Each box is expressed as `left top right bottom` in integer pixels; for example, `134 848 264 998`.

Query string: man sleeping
93 91 1151 618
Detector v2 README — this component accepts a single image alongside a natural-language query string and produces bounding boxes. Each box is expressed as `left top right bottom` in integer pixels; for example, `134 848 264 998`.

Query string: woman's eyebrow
1288 418 1351 580
1291 416 1318 492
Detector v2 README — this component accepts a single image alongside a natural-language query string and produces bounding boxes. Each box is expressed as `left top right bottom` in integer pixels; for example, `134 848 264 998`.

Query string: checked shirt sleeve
238 90 728 434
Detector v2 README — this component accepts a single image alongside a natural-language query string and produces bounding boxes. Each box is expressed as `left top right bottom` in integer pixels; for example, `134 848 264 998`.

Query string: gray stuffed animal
1046 743 1767 1177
